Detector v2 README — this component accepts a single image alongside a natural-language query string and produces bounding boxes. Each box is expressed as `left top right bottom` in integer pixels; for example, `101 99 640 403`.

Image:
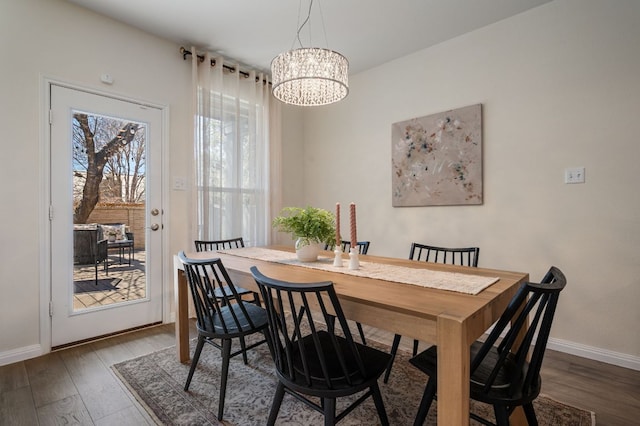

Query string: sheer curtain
190 49 280 247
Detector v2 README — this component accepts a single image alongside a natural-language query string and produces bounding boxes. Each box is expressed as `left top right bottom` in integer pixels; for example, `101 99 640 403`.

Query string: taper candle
350 202 357 249
335 203 341 247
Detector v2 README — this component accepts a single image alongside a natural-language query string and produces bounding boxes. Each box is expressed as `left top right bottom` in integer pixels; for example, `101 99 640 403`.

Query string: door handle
150 223 160 231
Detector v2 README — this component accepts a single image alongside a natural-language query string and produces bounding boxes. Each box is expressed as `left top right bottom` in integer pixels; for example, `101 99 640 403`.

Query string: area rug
113 335 595 426
73 277 121 293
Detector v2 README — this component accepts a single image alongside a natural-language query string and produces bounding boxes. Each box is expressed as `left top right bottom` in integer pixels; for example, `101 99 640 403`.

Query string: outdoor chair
410 266 567 426
108 231 134 265
250 266 391 426
73 228 109 284
384 243 480 383
178 252 269 421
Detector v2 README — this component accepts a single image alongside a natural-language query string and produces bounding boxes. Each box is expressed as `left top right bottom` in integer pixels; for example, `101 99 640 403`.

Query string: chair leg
493 404 510 426
239 336 248 364
523 402 538 426
184 336 205 391
413 377 436 426
323 397 336 426
384 334 402 383
370 381 390 426
413 339 419 356
267 382 286 426
217 338 232 421
356 322 367 345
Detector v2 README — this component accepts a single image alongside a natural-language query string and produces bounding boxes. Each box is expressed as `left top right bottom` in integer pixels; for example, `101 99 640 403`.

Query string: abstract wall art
391 104 483 206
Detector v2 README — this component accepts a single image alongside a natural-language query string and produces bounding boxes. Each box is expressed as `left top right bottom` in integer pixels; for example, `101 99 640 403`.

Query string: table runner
218 247 499 295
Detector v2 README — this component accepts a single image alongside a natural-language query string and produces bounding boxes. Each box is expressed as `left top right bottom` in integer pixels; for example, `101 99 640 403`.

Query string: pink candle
335 203 341 247
350 202 357 250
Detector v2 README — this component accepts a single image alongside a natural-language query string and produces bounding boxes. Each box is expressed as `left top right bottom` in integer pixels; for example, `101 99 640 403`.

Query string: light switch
172 176 187 190
564 167 585 184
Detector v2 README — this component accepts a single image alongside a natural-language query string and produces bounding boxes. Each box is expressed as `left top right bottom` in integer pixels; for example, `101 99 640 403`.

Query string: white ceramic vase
295 238 320 262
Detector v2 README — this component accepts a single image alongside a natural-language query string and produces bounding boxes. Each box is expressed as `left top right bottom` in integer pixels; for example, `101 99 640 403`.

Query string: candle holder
348 248 360 270
333 246 343 267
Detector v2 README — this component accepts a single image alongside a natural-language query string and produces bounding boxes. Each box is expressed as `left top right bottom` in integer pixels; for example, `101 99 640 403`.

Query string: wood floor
1 322 638 425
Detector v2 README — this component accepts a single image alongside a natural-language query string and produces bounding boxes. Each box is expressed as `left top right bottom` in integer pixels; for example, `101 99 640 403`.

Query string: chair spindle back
195 237 245 252
251 266 368 390
410 243 479 267
179 251 258 336
470 266 566 396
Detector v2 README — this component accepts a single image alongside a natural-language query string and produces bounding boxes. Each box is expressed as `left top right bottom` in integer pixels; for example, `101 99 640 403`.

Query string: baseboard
3 332 638 373
0 344 43 367
547 337 640 371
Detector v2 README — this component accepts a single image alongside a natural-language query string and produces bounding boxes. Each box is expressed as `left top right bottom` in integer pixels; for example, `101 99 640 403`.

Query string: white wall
0 0 193 361
1 0 638 369
297 0 640 364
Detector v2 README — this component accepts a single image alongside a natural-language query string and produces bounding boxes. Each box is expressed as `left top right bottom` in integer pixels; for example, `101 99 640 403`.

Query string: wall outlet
564 167 585 184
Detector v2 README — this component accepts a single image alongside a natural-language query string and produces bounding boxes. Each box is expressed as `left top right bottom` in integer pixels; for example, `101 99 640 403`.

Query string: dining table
173 245 529 426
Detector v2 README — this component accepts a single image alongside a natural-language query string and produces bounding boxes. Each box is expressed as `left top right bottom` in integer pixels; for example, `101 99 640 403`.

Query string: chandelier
271 0 349 106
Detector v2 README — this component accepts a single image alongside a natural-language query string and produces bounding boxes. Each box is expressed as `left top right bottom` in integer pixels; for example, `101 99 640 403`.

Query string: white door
50 84 163 347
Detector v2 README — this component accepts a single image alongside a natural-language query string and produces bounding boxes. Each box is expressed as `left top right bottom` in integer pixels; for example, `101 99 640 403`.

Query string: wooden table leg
437 314 469 426
174 259 190 363
435 310 528 426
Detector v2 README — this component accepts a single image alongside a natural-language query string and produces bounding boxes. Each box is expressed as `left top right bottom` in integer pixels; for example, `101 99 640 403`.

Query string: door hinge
49 205 53 221
49 109 53 125
49 301 53 317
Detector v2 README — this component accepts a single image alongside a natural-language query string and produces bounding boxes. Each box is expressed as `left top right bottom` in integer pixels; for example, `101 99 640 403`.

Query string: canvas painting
391 104 483 206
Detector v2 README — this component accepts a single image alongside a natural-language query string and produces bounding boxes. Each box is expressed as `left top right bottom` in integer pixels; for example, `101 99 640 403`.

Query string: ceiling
66 0 552 75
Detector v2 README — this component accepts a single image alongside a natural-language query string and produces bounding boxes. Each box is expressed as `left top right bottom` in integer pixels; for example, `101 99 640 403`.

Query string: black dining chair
409 243 480 267
325 240 371 256
194 237 261 364
194 237 246 251
250 266 391 426
178 251 269 421
384 243 480 383
410 266 567 426
194 238 261 307
324 240 371 345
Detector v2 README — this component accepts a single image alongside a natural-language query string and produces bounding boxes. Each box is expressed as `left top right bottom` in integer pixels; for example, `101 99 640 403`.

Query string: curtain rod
180 47 270 85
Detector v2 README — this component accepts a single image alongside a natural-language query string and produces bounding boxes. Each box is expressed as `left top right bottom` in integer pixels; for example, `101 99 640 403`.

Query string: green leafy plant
272 206 335 248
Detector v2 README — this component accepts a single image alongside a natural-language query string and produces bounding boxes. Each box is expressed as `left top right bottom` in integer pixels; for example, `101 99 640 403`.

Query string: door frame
40 76 171 353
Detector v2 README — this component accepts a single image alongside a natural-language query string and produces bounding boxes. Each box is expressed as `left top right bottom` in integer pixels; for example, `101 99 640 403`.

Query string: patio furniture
73 227 109 284
103 223 134 265
107 231 134 265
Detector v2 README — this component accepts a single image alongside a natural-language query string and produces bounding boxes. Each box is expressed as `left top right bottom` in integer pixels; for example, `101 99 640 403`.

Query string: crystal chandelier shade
271 47 349 106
